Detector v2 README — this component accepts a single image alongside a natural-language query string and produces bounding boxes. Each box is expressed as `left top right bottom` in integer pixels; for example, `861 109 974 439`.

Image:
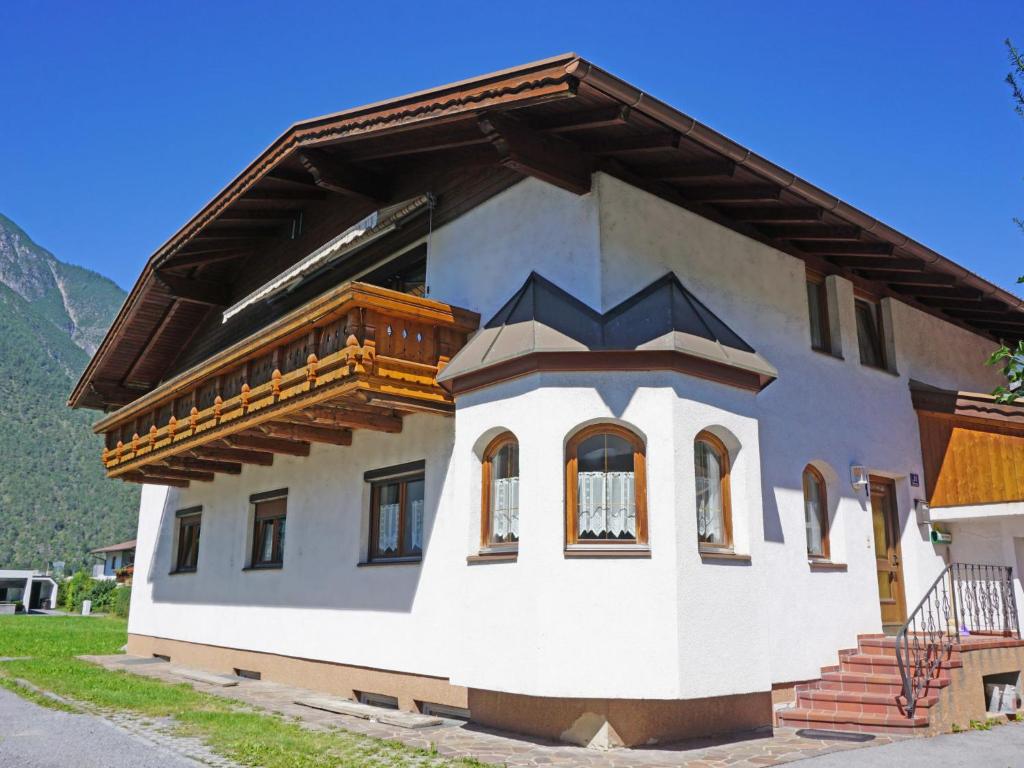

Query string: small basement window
358 692 399 709
234 668 262 681
983 671 1021 714
420 702 471 721
152 654 171 662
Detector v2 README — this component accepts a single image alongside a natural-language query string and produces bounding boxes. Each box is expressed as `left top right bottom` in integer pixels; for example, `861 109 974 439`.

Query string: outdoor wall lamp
850 465 869 491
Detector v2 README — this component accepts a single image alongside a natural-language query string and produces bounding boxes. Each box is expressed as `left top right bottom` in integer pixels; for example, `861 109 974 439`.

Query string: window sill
357 558 422 567
564 544 650 558
809 559 848 572
242 564 283 572
467 551 518 564
858 361 899 377
168 568 197 576
699 548 751 564
811 346 843 361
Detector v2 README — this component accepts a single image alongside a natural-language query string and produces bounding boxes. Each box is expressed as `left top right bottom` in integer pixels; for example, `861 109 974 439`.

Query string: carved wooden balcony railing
96 282 479 486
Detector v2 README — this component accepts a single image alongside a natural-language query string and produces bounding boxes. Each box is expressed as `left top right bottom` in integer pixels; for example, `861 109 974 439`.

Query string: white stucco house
70 55 1024 746
89 539 136 582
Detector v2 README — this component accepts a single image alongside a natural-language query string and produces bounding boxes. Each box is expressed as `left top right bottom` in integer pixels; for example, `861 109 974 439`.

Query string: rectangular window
250 490 287 568
806 278 830 353
855 298 886 369
175 507 202 572
368 464 425 562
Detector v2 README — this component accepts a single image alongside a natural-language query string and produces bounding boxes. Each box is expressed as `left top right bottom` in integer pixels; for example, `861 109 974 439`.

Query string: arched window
695 431 732 549
803 465 829 559
565 425 647 546
481 433 519 548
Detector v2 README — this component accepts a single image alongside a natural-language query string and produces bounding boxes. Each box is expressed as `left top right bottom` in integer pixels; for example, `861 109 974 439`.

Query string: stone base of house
127 633 772 747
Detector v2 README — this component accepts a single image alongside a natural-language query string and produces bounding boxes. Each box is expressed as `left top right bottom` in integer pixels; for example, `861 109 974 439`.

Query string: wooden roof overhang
72 54 1024 416
910 380 1024 432
96 282 478 486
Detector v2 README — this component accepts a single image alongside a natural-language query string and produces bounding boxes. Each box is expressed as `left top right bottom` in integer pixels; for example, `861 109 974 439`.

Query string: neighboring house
90 540 136 583
0 570 58 610
68 55 1023 747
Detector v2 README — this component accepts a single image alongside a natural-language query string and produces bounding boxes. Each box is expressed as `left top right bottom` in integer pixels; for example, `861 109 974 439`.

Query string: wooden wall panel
919 412 1024 507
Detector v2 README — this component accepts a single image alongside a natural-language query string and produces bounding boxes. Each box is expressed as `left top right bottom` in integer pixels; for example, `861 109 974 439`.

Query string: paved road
799 724 1024 767
0 687 204 768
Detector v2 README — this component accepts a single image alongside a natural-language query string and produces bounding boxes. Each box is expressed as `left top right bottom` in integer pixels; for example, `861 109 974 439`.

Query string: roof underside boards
72 54 1024 412
89 539 137 554
436 272 777 391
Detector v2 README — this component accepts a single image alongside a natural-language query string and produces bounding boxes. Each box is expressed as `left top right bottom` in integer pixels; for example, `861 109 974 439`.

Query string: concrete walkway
84 653 909 767
798 722 1024 766
0 686 207 768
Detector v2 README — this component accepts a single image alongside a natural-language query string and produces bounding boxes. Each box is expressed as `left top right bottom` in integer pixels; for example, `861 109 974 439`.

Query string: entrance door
870 477 907 631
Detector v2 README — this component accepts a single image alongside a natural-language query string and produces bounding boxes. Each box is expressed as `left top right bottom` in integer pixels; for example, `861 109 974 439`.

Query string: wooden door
870 477 907 630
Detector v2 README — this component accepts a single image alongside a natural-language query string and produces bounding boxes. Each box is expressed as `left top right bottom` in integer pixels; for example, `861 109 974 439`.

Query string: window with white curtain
370 473 424 561
695 431 731 549
566 425 647 546
482 433 519 547
803 465 829 559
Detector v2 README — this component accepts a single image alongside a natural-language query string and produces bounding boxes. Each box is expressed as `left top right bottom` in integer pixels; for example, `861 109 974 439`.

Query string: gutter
566 59 1024 314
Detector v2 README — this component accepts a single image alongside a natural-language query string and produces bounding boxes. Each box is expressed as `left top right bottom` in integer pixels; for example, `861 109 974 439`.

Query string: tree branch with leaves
988 39 1024 402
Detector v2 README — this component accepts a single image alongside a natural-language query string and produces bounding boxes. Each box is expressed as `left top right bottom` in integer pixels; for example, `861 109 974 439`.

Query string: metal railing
896 563 1020 718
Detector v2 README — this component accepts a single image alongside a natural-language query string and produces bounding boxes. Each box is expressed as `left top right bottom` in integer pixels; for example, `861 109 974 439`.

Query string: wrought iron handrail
896 563 1020 718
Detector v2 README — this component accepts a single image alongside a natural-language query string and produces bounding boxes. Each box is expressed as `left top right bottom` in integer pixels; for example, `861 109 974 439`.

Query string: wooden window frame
806 274 831 354
802 464 830 561
694 430 733 552
249 490 287 570
368 471 426 563
173 506 202 573
480 432 520 552
564 424 648 548
854 297 887 370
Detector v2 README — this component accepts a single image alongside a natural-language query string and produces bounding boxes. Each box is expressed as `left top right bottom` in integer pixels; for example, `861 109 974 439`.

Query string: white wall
130 172 1008 698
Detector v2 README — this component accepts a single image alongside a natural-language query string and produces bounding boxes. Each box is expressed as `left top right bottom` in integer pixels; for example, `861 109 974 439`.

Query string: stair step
778 706 929 734
821 671 950 696
840 653 961 674
798 688 938 712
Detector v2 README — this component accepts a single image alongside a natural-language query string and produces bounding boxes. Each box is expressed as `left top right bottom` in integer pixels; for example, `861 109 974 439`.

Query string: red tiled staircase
777 634 953 735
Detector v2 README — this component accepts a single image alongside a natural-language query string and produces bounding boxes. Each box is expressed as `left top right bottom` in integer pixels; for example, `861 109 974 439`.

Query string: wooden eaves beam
533 105 633 134
197 445 275 466
165 456 242 475
575 132 680 155
827 255 926 270
758 224 861 241
858 270 957 286
155 271 231 307
121 472 189 488
159 250 252 271
297 149 389 203
727 206 823 223
639 159 736 182
478 111 593 195
680 185 781 203
225 433 311 457
286 405 403 433
258 421 352 446
799 241 894 256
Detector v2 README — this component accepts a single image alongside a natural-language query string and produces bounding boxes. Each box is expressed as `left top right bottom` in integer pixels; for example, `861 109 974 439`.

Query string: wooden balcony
97 282 479 486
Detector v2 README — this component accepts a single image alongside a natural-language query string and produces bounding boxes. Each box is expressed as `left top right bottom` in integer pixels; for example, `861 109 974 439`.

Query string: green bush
112 586 131 618
60 571 121 613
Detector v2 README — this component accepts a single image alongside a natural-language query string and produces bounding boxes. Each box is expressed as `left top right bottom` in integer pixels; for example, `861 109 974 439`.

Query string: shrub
60 571 121 613
112 586 131 618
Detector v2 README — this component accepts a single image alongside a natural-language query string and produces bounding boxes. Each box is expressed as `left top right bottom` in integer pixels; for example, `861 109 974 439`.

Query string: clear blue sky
1 1 1022 293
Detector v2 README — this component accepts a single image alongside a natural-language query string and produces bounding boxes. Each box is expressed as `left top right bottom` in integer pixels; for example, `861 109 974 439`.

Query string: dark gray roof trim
437 272 776 392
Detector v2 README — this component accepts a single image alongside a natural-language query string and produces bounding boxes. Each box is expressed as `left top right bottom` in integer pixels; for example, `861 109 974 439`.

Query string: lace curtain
695 440 724 544
409 496 424 552
578 470 636 539
804 470 825 556
378 500 400 554
491 476 519 542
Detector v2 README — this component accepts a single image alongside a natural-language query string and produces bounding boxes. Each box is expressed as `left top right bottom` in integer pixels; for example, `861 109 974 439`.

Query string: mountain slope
0 214 138 572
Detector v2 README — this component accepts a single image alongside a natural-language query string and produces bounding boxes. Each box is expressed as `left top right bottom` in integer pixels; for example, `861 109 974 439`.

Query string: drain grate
795 728 875 742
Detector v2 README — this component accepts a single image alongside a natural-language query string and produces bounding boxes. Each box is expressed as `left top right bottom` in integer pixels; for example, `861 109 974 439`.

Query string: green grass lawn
0 616 485 767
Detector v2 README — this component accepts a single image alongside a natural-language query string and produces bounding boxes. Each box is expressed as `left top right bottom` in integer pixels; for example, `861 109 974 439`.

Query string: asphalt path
0 686 204 768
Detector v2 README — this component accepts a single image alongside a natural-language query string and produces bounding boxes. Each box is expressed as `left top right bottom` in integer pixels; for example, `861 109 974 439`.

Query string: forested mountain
0 213 139 573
